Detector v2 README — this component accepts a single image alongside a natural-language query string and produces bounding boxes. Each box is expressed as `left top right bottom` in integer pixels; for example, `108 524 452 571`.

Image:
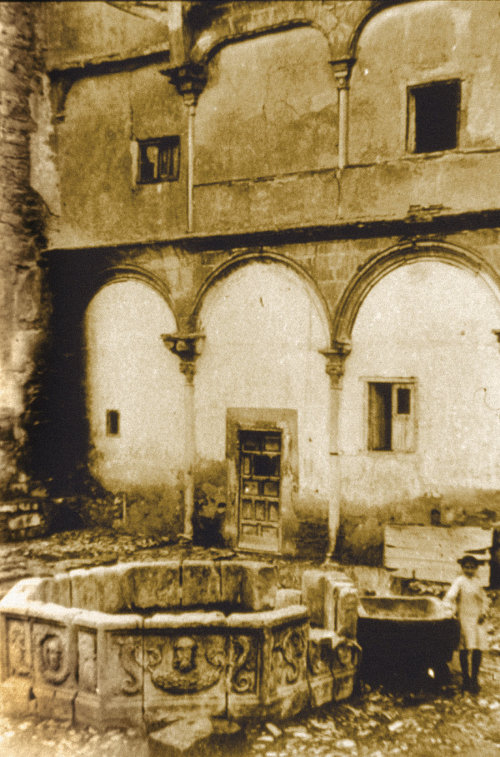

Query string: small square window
367 381 415 452
408 80 460 154
137 137 180 183
106 409 120 436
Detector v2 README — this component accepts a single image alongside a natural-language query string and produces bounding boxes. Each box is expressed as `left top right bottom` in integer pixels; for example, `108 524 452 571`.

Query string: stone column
161 333 205 541
320 341 352 555
162 64 207 233
330 59 355 170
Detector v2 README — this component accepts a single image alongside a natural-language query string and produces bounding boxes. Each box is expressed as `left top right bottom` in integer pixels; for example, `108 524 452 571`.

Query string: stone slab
182 560 221 606
240 562 277 611
148 716 214 756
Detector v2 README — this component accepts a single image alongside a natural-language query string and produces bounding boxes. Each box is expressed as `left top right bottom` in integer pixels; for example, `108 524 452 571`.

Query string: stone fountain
0 560 360 734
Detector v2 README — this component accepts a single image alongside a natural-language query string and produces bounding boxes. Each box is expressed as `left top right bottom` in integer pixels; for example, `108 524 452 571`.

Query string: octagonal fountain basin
0 560 360 730
357 595 460 681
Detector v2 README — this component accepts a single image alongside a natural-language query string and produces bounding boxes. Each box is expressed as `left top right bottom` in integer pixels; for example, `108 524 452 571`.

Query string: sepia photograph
0 1 500 755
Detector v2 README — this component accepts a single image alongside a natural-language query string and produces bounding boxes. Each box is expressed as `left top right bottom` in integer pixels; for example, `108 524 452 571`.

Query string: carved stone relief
230 634 258 694
7 619 30 677
78 631 97 693
116 637 142 696
271 625 307 689
144 634 226 694
38 631 69 685
307 636 330 678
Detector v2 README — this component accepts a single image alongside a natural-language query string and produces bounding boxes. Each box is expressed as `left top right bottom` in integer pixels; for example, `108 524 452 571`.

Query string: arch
92 263 179 330
189 1 379 65
347 0 416 59
332 240 500 344
190 250 332 339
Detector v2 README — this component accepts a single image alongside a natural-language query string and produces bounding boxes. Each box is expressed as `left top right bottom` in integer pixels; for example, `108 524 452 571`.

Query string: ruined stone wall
0 2 48 492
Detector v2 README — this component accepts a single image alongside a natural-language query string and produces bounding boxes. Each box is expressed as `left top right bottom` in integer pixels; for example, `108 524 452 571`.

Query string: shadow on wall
336 490 500 566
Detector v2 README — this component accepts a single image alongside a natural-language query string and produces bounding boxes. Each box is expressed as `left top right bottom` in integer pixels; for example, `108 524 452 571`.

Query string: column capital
320 340 352 389
161 62 207 104
161 332 205 382
329 58 355 90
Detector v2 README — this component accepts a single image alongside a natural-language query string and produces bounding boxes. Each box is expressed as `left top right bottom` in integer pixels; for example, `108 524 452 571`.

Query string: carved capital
162 332 205 381
330 58 355 90
320 341 352 389
161 62 207 104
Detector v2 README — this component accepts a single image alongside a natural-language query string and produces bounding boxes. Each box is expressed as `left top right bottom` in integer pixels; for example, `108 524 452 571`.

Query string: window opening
368 381 415 452
137 136 180 183
238 430 281 551
408 80 460 154
397 387 411 415
106 410 120 436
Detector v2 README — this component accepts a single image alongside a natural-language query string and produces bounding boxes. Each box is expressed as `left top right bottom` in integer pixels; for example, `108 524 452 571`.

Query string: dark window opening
137 136 180 183
408 80 460 154
106 410 119 436
397 387 411 415
368 383 392 451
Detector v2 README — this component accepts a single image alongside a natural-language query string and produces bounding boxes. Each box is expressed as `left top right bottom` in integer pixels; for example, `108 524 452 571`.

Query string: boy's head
457 553 483 577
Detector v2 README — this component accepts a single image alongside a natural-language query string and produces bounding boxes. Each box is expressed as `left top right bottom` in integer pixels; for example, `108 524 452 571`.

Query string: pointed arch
92 263 179 330
332 239 500 344
190 250 332 340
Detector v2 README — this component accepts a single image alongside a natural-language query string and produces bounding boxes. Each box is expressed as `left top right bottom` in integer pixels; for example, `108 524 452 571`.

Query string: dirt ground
0 528 499 757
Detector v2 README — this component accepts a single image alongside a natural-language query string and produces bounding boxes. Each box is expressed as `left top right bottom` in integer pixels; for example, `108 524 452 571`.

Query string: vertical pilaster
162 64 207 233
330 59 355 170
161 333 205 541
320 341 351 554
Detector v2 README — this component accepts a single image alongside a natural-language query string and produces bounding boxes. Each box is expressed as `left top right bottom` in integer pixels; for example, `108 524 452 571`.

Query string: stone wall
0 2 48 492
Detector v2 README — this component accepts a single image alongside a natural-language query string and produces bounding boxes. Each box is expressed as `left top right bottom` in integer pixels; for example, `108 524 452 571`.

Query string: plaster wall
41 1 171 69
339 261 500 509
56 64 187 247
349 0 500 162
194 261 331 513
195 27 338 183
85 280 184 491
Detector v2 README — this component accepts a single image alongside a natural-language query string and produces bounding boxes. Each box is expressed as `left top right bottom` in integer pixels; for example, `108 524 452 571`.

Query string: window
106 410 120 436
407 80 460 154
137 136 180 183
367 381 416 452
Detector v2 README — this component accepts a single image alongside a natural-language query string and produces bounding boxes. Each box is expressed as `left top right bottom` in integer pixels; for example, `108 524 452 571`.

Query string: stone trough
0 560 361 731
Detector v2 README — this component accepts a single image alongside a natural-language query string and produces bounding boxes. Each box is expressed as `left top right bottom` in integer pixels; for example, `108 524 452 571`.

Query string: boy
444 553 488 693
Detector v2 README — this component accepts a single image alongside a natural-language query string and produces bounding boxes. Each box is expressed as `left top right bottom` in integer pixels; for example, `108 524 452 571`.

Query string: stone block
301 569 326 626
45 574 71 607
70 568 100 611
148 716 214 757
219 560 245 605
127 562 181 611
182 560 220 606
263 620 310 719
31 617 78 721
227 629 261 719
275 589 302 609
0 677 35 717
240 563 277 611
336 586 359 639
74 613 144 730
143 613 227 723
331 635 362 702
307 628 336 708
323 575 354 633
